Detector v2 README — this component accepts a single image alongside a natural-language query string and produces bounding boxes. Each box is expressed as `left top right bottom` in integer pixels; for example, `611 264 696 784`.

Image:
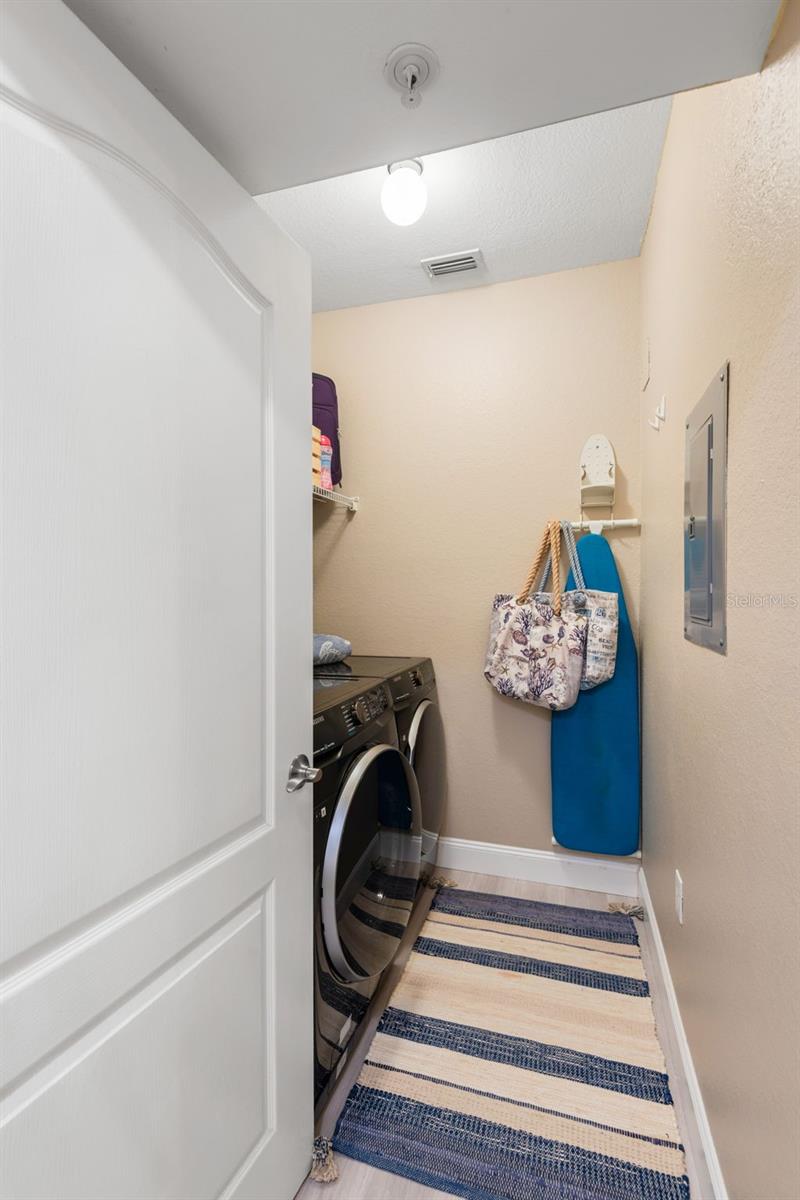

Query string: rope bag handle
516 520 563 615
515 524 550 604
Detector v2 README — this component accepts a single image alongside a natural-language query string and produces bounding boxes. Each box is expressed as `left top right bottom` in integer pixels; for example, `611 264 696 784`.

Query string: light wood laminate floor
296 869 713 1200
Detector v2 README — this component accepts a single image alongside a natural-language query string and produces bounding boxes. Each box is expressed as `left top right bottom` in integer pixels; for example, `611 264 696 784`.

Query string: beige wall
638 7 800 1198
313 260 641 851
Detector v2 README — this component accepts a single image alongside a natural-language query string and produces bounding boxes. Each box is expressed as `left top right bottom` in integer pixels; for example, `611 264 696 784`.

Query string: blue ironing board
551 534 640 856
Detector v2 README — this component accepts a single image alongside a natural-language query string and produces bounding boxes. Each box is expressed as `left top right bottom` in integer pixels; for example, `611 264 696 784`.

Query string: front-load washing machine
312 674 422 1110
315 656 446 882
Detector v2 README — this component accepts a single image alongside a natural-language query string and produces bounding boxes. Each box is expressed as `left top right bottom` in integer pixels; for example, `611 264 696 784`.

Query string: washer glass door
407 698 447 873
322 744 421 983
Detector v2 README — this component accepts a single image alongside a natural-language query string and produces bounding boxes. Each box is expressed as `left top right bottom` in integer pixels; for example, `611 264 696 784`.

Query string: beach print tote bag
539 521 618 690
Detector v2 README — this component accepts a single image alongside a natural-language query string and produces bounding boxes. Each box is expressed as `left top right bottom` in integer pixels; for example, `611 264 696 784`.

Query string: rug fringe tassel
310 1136 338 1183
427 874 459 889
609 901 645 920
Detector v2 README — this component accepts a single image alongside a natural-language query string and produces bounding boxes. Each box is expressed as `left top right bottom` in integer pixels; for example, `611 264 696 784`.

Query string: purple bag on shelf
312 373 342 486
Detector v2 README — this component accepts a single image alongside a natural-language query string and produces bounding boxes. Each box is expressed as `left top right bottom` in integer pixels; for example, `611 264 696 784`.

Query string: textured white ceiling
66 0 778 194
257 99 671 312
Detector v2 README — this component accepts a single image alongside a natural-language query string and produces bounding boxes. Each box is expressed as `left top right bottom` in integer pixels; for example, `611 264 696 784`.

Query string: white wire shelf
313 484 359 512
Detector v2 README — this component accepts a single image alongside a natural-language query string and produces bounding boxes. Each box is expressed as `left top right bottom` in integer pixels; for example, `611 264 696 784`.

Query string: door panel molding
2 109 274 956
1 894 273 1200
0 84 270 311
0 825 283 1092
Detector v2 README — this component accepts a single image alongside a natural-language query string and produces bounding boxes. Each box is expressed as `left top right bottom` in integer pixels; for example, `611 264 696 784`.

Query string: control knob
353 697 370 725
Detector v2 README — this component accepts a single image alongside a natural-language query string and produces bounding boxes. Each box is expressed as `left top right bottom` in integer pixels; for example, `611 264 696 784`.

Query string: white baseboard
639 868 729 1200
551 835 641 860
435 836 640 898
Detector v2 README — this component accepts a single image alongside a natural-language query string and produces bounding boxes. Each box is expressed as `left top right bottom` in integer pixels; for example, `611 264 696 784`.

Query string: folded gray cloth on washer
313 634 352 666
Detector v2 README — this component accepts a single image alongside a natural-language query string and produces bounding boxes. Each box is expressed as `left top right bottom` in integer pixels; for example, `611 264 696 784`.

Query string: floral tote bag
485 521 588 711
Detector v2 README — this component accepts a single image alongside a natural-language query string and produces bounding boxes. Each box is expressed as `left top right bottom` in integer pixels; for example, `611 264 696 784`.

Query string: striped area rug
333 887 689 1200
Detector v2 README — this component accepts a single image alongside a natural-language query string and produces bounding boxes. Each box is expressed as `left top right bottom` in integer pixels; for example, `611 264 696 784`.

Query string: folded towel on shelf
313 634 352 666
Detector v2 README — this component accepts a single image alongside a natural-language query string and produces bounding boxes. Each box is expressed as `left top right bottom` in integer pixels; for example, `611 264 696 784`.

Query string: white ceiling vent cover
421 249 485 280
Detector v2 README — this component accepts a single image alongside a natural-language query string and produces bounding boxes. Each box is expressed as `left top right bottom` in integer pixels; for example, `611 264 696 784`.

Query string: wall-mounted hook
648 394 667 430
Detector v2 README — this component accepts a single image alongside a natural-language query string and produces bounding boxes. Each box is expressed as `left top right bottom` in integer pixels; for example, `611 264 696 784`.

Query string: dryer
315 656 446 882
312 674 422 1110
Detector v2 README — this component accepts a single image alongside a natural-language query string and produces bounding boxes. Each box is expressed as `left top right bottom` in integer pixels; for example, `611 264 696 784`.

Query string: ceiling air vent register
421 249 485 280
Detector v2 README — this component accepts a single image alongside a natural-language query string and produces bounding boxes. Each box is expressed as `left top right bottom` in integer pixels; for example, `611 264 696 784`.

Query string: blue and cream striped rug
333 886 689 1200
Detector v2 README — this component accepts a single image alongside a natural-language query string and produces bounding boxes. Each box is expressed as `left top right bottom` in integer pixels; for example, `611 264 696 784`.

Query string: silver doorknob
286 754 322 793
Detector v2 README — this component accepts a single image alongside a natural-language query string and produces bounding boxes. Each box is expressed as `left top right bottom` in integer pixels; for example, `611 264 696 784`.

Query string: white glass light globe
381 161 427 226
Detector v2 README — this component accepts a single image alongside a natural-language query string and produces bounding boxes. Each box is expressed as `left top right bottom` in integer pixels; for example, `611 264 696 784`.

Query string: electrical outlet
674 870 684 925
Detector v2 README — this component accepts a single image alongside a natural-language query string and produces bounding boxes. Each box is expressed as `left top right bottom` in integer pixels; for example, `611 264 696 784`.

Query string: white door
0 3 312 1198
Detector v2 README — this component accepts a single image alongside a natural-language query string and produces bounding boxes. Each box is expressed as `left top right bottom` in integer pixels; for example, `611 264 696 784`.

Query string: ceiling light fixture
380 160 427 226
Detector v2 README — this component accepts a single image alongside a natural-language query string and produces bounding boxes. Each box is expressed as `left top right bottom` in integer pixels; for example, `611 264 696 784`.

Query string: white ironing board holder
573 435 641 532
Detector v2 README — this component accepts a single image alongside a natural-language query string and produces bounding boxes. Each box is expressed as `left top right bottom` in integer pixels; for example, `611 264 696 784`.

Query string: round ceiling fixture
380 160 427 227
383 43 440 110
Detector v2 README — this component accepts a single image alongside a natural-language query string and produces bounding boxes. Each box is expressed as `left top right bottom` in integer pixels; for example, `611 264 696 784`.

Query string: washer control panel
342 685 389 733
314 682 392 757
